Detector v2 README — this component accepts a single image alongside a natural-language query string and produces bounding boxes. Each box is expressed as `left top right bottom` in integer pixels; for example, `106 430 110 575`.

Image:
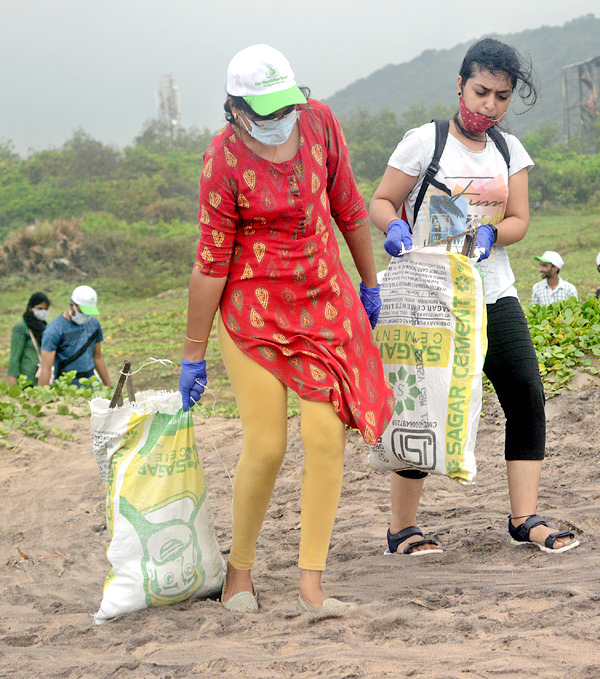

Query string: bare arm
342 223 379 288
183 266 228 362
38 349 55 387
495 168 530 247
369 167 420 234
93 343 112 387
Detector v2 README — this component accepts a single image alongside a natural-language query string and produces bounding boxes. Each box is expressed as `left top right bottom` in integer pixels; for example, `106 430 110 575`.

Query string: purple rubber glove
384 219 413 257
179 359 207 411
474 224 495 262
359 282 382 329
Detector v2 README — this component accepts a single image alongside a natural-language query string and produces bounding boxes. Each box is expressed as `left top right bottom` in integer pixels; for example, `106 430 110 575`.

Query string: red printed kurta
196 99 393 444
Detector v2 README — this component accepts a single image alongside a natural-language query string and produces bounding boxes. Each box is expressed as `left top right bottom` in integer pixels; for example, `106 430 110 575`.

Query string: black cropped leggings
397 295 546 479
482 295 545 460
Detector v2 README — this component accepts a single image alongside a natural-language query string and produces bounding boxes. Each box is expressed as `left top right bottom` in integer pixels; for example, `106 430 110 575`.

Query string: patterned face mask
459 96 505 134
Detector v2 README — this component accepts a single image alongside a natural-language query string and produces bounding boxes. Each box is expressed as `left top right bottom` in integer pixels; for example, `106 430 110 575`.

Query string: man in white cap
38 285 111 387
531 251 578 306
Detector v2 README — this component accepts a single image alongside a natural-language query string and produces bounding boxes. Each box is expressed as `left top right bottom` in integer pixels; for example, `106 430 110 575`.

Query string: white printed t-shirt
388 122 534 304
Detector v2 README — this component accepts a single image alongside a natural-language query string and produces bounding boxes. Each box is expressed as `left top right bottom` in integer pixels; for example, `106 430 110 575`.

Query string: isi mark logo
386 366 437 470
390 427 437 471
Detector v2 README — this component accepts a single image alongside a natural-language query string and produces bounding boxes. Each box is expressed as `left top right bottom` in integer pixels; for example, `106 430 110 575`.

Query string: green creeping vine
2 298 599 447
526 297 600 392
0 372 112 448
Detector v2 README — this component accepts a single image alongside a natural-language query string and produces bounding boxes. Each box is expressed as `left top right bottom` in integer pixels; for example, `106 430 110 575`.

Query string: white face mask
32 308 49 321
244 108 298 146
70 308 91 325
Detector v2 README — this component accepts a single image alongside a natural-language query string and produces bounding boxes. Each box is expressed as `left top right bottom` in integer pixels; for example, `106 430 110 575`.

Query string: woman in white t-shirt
370 38 579 555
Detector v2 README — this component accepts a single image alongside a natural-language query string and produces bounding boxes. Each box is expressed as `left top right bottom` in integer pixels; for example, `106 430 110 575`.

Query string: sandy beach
1 376 600 679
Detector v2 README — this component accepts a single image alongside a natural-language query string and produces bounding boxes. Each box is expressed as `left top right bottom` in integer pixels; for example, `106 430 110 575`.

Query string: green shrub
526 297 600 391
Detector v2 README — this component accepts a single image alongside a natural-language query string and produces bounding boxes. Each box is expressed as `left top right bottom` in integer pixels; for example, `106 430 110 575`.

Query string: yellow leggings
218 316 346 571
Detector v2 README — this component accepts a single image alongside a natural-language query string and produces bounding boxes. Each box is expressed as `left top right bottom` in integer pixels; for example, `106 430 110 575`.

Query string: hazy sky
2 0 599 154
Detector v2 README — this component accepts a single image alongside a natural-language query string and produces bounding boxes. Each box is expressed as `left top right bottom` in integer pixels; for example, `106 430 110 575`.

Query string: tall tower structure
156 74 181 140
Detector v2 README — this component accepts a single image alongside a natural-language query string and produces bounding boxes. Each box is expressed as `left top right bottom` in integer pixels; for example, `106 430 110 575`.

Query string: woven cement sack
370 246 486 483
90 390 225 623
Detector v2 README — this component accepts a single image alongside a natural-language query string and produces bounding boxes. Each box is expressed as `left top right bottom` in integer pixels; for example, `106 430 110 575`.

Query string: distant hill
325 14 600 138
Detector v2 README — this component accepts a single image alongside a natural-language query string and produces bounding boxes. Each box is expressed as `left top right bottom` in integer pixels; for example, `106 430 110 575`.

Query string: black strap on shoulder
55 328 100 377
410 120 450 229
487 127 510 171
407 120 511 229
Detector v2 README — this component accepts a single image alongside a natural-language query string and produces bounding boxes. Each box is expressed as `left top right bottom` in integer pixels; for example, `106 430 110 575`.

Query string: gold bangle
186 335 209 343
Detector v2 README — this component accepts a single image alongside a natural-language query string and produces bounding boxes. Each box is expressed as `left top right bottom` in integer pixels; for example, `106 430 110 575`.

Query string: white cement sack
370 246 487 483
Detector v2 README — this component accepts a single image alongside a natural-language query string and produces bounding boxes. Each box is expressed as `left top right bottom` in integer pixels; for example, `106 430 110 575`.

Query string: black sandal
508 515 579 554
385 526 441 556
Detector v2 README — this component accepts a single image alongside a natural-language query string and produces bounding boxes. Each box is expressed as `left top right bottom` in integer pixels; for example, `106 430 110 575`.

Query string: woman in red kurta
180 44 393 614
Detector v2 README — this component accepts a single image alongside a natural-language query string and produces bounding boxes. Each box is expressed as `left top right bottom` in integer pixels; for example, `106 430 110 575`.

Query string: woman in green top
8 292 51 386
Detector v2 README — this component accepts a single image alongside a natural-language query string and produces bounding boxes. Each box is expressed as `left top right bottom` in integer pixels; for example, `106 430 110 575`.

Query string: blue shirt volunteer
42 315 103 381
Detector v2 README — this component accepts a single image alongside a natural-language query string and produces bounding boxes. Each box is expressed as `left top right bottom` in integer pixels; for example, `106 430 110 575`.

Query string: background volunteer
39 285 111 387
531 250 578 305
7 292 51 386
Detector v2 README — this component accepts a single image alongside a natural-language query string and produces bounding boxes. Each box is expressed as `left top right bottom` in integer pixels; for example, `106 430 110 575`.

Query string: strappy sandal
385 526 441 556
508 515 580 554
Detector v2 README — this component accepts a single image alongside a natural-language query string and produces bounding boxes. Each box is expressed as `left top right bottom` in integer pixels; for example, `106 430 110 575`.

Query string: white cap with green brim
534 251 564 269
227 44 307 116
71 285 99 315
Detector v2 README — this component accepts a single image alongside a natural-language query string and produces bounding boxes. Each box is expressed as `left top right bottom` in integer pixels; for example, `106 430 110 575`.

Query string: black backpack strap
487 127 510 171
55 328 101 377
409 119 450 229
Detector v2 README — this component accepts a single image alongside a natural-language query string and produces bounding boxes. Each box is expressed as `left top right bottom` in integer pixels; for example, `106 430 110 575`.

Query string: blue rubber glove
359 282 382 329
474 224 495 262
384 219 413 257
179 359 207 412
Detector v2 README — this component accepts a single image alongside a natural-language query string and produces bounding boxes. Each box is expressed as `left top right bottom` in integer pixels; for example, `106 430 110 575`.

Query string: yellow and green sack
370 246 487 484
90 390 225 624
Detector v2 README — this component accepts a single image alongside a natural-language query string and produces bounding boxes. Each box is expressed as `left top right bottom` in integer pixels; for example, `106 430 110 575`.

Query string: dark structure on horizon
562 55 600 153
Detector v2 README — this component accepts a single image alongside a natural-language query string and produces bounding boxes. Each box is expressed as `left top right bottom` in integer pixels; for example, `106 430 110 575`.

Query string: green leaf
7 385 21 398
